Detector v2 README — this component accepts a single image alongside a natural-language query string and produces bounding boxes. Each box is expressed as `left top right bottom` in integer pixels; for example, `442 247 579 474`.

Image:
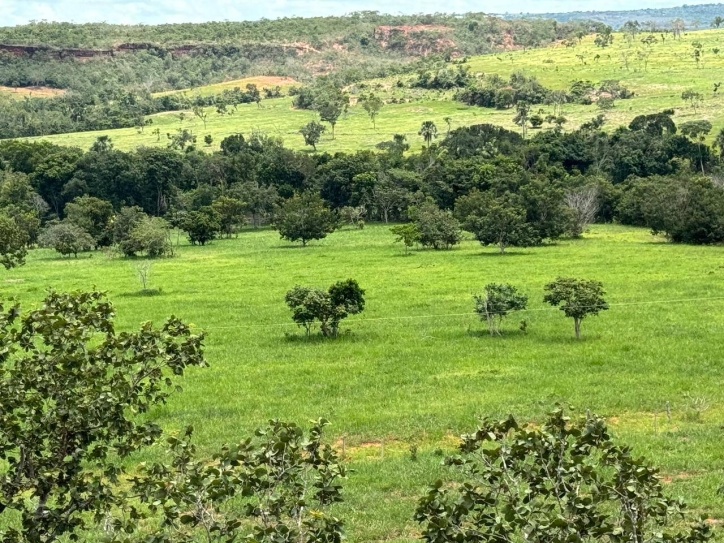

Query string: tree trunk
574 318 581 339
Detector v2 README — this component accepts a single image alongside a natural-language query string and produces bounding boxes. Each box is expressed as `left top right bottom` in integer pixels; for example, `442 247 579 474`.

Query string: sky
0 0 714 26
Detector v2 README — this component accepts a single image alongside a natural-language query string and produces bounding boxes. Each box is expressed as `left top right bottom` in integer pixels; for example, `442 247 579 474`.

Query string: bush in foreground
416 408 712 543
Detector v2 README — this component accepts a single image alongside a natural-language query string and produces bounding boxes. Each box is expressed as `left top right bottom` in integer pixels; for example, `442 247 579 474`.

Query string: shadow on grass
35 253 94 262
465 250 532 258
465 328 530 339
283 330 360 343
118 288 164 298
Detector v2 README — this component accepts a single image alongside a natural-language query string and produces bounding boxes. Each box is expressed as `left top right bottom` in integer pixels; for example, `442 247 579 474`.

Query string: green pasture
4 224 724 541
27 29 724 153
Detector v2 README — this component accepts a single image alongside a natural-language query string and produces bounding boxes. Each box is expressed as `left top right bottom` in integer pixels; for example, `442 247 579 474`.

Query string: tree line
2 109 724 268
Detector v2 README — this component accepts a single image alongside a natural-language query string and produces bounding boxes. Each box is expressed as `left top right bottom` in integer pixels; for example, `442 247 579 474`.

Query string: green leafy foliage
473 283 528 336
107 419 345 543
275 192 337 246
390 223 421 254
38 220 94 257
0 290 206 543
285 279 365 337
415 408 712 543
181 206 222 246
299 120 326 150
0 214 28 269
543 277 609 338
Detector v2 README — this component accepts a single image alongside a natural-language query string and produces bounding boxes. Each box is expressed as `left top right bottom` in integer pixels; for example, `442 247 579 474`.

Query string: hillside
29 28 724 153
505 2 724 29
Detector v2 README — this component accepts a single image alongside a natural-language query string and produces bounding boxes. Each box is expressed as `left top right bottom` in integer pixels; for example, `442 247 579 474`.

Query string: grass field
25 29 724 153
4 224 724 541
0 85 65 99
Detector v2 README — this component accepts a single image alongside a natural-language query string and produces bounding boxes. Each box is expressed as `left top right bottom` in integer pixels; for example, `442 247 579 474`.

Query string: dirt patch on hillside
0 85 66 99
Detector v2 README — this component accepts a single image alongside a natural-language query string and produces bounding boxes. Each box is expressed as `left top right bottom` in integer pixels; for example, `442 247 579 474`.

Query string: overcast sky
0 0 712 26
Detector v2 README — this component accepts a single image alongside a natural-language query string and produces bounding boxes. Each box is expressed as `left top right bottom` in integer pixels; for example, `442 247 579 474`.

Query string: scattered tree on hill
0 214 28 269
285 279 365 337
544 277 609 338
204 134 214 146
565 185 600 237
167 128 197 151
513 101 531 137
300 120 325 150
315 87 349 139
419 121 438 147
38 221 95 257
275 192 337 246
682 89 703 113
712 16 724 28
390 223 420 254
473 283 528 336
594 26 614 48
415 408 712 543
192 105 208 129
671 18 686 39
456 190 535 254
181 206 222 245
413 202 462 250
0 290 206 543
360 93 384 129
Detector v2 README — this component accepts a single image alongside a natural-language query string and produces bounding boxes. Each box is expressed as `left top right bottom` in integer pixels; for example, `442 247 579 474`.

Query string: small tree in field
0 290 206 543
275 192 337 246
181 206 221 245
38 221 94 257
414 202 462 250
300 120 325 150
285 279 365 337
565 185 600 237
415 408 712 543
360 93 384 128
544 277 609 338
473 283 528 336
390 223 420 254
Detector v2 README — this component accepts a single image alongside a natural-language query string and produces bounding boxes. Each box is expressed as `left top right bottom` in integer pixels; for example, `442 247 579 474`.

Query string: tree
0 290 206 543
275 192 337 246
413 202 462 250
712 16 724 28
512 101 530 137
315 87 348 139
113 206 146 252
232 181 278 228
390 223 420 254
285 279 365 337
299 120 326 150
192 105 208 129
360 93 384 129
125 216 173 258
106 419 345 543
340 205 366 229
473 283 528 336
211 196 246 237
680 120 713 173
543 277 609 338
415 408 712 543
64 195 114 247
0 214 28 269
565 185 599 237
38 221 94 257
594 26 614 47
456 191 535 254
682 89 703 113
714 127 724 160
419 121 438 147
204 134 213 146
181 206 222 245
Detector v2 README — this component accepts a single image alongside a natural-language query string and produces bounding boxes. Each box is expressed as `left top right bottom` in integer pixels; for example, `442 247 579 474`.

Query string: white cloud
0 0 714 26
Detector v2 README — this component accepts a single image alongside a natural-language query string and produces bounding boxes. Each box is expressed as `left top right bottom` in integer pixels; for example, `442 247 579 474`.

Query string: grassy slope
150 75 299 97
26 29 724 153
5 224 724 541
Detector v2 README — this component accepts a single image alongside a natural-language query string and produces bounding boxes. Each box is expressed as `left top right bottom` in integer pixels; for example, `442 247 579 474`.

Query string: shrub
275 192 337 246
38 221 94 257
285 279 365 337
415 408 712 543
413 202 461 250
128 216 173 258
473 283 528 336
181 206 221 245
